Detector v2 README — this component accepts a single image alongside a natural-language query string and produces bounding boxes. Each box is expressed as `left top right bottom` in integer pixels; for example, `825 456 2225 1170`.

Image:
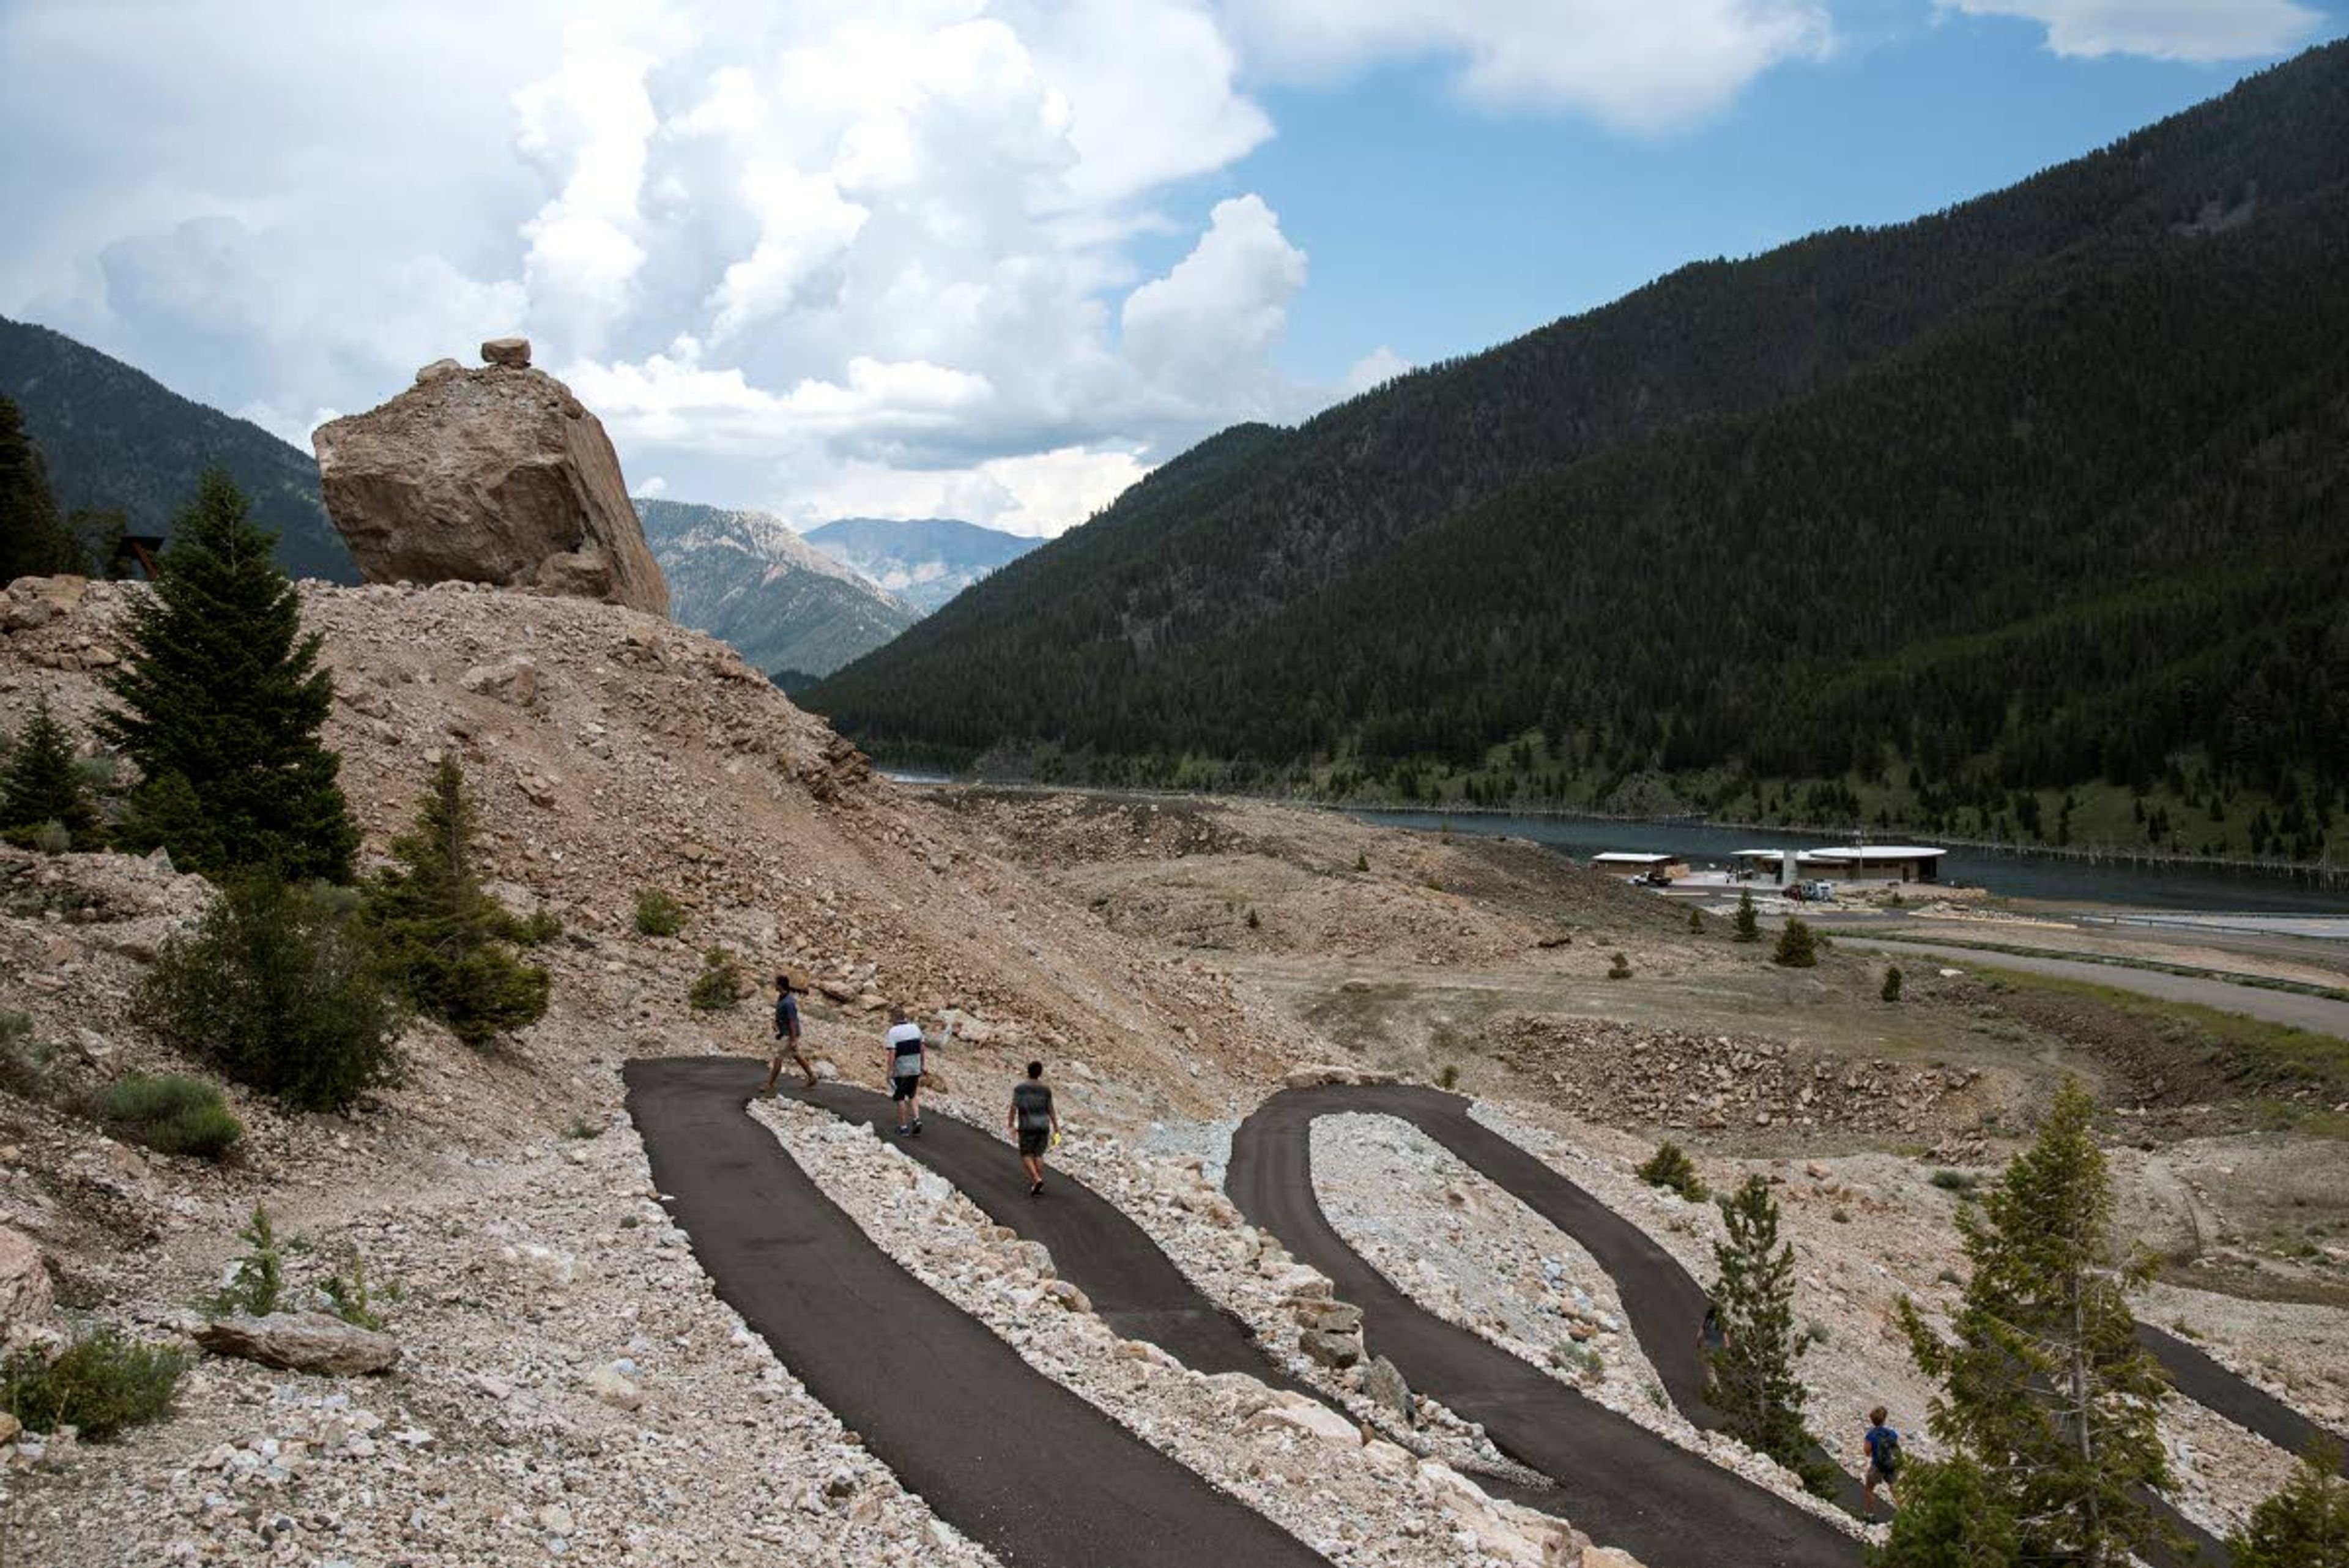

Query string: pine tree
97 469 357 882
2231 1438 2348 1568
0 395 84 583
1707 1176 1834 1494
1869 1455 2022 1568
1734 888 1761 942
360 756 548 1048
0 694 105 849
113 771 222 869
1772 915 1817 967
1899 1080 2173 1567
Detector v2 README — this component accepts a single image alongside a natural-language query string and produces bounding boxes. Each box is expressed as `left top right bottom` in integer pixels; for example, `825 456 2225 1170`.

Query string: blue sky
1 0 2340 533
1233 2 2348 382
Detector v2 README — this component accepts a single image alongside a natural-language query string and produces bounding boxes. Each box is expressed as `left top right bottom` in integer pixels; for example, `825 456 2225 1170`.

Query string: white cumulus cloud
1217 0 1836 133
1934 0 2323 61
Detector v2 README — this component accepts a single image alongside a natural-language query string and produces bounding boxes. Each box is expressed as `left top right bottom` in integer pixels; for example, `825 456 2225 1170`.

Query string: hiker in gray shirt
1007 1061 1058 1197
762 975 817 1094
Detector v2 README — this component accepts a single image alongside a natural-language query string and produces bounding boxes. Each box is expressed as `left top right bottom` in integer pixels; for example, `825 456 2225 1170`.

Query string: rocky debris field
8 1115 997 1568
755 1096 1605 1567
1482 1014 2004 1144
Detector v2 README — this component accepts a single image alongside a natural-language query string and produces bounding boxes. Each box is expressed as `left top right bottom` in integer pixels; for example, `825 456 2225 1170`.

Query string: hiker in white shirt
881 1006 926 1135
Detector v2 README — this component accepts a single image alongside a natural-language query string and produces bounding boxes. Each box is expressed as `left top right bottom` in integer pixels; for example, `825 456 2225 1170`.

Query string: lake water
1351 809 2349 915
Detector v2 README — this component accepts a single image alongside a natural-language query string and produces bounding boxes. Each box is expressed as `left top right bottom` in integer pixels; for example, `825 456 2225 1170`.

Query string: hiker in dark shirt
761 975 816 1094
1862 1405 1902 1517
1007 1061 1058 1197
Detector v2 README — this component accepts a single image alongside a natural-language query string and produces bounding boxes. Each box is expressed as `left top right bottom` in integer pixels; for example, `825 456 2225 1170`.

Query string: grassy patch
103 1072 243 1159
1301 981 1415 1046
1970 965 2349 1108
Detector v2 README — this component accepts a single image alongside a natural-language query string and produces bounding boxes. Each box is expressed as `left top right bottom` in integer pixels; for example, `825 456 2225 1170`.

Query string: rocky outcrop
197 1312 401 1375
0 1225 54 1343
313 340 668 617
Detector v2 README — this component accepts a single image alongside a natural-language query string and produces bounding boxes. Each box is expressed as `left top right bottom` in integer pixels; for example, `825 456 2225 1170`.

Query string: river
1350 810 2349 915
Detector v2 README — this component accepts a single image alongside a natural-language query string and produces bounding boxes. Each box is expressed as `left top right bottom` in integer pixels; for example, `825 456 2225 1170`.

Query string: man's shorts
891 1071 921 1101
1018 1128 1050 1157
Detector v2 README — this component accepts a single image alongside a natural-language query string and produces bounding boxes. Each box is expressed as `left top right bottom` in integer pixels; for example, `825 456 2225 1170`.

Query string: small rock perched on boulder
313 338 669 617
197 1312 400 1375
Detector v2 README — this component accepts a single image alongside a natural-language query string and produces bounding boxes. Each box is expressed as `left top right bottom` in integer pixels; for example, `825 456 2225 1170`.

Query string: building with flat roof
1732 845 1946 885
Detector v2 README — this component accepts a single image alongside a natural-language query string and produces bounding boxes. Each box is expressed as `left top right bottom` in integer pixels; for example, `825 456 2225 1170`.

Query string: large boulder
313 341 669 617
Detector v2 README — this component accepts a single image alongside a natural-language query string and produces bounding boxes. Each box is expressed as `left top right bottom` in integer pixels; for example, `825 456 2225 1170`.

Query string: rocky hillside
0 316 357 582
804 517 1041 615
635 497 915 680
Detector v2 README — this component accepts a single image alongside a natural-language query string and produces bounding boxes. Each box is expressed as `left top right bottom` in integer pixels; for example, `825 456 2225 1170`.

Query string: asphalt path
796 1079 1301 1386
1229 1083 1864 1568
625 1057 1330 1568
1847 935 2349 1038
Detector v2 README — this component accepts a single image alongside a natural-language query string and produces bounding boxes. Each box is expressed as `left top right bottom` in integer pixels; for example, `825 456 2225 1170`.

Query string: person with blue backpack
1862 1405 1902 1517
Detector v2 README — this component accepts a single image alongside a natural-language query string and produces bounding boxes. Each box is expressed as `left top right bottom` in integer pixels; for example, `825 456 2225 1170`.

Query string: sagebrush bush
135 871 406 1112
0 1329 191 1439
1637 1140 1708 1202
634 889 685 938
688 946 744 1012
103 1072 243 1159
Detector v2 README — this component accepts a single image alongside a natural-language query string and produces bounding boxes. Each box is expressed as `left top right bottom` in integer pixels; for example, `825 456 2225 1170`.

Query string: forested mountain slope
0 316 357 582
809 45 2349 851
636 498 915 680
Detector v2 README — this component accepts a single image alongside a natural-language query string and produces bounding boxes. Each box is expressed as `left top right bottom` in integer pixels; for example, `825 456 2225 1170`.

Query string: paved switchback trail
1230 1084 1862 1568
624 1058 1330 1568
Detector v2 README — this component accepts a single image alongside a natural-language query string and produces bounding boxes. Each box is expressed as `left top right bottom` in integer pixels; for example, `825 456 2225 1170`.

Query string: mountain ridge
0 315 358 582
803 516 1041 615
634 497 915 680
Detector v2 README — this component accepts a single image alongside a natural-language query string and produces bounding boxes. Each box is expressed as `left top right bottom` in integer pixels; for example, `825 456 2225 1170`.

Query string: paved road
1850 936 2349 1037
1230 1084 1865 1568
625 1058 1330 1568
